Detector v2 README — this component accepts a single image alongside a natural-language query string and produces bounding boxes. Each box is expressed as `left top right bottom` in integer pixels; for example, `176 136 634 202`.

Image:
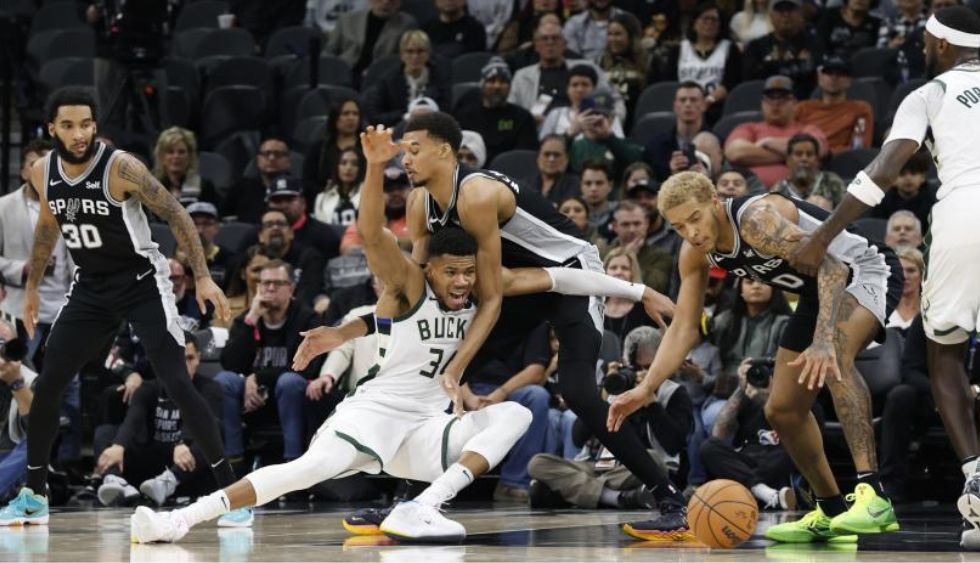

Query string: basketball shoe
379 501 466 543
139 469 178 507
98 475 139 507
0 488 49 526
764 507 858 543
217 508 254 527
130 507 189 543
343 506 392 535
828 483 899 534
958 473 980 549
622 499 696 542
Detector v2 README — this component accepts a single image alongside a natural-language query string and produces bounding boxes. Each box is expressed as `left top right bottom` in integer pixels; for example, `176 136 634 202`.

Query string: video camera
0 337 28 363
100 0 175 65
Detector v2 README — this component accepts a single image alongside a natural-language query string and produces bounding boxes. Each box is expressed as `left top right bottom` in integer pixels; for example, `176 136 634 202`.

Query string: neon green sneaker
764 508 858 543
829 483 899 534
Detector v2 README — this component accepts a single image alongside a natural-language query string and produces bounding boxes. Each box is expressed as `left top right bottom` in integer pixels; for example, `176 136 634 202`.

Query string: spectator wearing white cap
363 30 450 127
186 202 239 292
456 57 538 163
458 131 487 168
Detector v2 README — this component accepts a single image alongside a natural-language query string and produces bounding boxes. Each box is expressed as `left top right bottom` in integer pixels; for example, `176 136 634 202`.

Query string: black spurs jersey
44 143 165 277
707 194 892 297
424 164 591 268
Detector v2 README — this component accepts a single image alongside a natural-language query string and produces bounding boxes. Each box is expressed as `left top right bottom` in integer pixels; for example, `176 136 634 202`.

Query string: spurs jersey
351 281 476 413
887 61 980 198
43 143 164 277
707 194 893 298
425 164 591 268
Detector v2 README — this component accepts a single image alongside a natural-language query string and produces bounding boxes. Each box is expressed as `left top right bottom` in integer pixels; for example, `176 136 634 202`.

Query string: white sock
174 490 230 527
414 464 474 507
964 457 980 479
751 483 779 505
545 267 646 302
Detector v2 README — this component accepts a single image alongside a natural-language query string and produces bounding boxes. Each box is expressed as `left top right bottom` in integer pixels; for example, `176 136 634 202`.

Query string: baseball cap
625 178 659 198
586 87 617 116
819 54 851 74
265 176 302 201
481 56 512 83
186 201 218 219
770 0 801 10
383 166 410 191
763 75 794 96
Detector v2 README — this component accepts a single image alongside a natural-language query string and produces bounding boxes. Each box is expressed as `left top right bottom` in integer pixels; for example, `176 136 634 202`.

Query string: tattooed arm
711 387 744 440
22 157 61 338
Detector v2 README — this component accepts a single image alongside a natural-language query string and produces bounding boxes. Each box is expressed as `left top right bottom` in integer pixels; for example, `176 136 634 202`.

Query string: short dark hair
568 64 598 86
787 133 820 155
22 139 52 165
427 227 477 259
183 331 199 351
405 112 463 152
259 134 290 148
580 159 611 180
260 258 295 282
676 81 706 96
901 149 932 175
540 134 568 150
936 6 980 36
45 87 98 123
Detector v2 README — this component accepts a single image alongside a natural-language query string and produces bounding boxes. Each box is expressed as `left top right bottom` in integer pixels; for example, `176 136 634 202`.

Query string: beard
54 134 97 165
265 234 287 255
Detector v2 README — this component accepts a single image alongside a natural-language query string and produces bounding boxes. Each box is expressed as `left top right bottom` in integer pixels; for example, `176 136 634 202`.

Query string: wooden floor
3 503 980 562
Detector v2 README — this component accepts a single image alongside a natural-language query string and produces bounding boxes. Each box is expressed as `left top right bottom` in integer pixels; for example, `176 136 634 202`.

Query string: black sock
817 494 847 517
26 466 47 496
210 458 237 488
857 471 889 500
652 482 686 508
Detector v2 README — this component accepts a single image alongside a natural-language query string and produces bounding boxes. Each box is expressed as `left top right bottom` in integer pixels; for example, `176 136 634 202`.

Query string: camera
0 338 28 363
602 365 637 395
746 357 775 388
102 0 173 64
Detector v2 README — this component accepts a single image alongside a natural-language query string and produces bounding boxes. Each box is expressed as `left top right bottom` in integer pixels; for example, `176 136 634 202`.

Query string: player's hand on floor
790 341 841 390
607 387 651 432
293 327 346 371
196 276 231 323
641 287 675 330
172 444 196 472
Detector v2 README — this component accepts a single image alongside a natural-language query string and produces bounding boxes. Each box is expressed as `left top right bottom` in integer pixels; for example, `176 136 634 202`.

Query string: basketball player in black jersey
609 171 904 542
0 88 238 526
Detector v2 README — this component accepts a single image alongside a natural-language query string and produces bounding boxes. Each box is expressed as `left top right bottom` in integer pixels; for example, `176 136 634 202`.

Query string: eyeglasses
258 279 291 288
258 150 288 160
262 220 289 229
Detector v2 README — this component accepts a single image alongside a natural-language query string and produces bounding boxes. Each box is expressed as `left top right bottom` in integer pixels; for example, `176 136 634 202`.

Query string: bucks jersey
887 61 980 199
352 281 476 413
43 143 165 277
425 164 592 268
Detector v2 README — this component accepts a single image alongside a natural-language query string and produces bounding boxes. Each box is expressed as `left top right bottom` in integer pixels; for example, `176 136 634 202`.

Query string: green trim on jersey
933 325 961 337
349 364 380 397
441 417 460 471
392 286 428 322
335 431 383 469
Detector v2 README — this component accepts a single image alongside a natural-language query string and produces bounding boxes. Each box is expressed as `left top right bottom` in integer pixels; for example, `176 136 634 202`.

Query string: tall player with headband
789 6 980 548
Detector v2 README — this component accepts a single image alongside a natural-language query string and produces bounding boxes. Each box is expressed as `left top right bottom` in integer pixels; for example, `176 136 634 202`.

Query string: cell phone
681 142 697 168
580 96 597 112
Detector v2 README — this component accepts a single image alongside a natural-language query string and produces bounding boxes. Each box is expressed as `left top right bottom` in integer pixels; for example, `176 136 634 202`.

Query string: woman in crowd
528 135 580 205
303 97 364 204
621 162 656 198
558 195 607 253
597 12 649 126
313 148 365 228
151 127 220 208
602 248 655 343
539 65 625 140
887 245 923 333
364 30 450 128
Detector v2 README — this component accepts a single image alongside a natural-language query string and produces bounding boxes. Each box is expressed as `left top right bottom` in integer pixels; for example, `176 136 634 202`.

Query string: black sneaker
622 500 696 542
528 480 570 509
618 486 655 509
342 506 393 536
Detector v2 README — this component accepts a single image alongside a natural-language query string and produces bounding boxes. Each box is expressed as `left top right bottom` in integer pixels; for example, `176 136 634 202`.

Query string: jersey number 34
420 347 458 379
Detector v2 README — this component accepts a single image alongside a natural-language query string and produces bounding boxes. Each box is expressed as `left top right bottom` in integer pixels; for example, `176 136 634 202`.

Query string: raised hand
361 125 403 165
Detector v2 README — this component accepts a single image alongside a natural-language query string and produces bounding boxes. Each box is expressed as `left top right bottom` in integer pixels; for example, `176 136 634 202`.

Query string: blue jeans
0 442 27 500
215 371 308 460
548 408 580 459
469 382 550 489
687 396 726 486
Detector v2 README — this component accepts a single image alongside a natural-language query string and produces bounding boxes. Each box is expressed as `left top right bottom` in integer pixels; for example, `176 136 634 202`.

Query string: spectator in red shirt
795 55 874 154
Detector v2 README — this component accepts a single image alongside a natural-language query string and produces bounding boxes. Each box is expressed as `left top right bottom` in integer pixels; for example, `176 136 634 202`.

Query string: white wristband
847 171 886 207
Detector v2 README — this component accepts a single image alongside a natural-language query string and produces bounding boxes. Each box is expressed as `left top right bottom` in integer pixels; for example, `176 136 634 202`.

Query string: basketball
688 480 759 548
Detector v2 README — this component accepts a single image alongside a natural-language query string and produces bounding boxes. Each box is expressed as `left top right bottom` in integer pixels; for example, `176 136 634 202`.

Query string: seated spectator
604 204 673 296
723 75 829 188
468 0 515 52
257 209 326 306
878 0 926 48
700 362 798 510
795 56 874 154
458 131 487 169
167 258 210 331
650 2 741 121
187 202 238 291
730 0 773 47
312 148 364 228
224 136 293 224
498 1 565 56
266 176 341 265
888 246 923 332
340 166 411 255
596 12 648 125
456 58 538 164
868 149 936 230
303 98 364 202
562 0 625 60
711 278 791 384
422 0 487 59
527 135 580 205
771 133 846 208
92 333 222 507
742 0 822 100
716 168 751 198
558 196 607 251
0 320 35 501
528 326 693 509
219 245 274 329
645 82 723 182
216 260 323 464
151 127 220 209
364 30 450 127
540 65 625 140
885 210 923 250
602 248 656 342
307 0 370 33
644 7 683 82
621 162 655 197
578 160 617 237
817 0 880 59
568 90 642 180
324 0 418 77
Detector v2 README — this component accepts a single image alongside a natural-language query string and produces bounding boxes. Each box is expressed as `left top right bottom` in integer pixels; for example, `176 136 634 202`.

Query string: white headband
926 14 980 48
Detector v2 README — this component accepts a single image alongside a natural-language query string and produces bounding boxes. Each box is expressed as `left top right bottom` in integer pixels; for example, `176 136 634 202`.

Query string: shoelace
844 484 873 506
798 510 826 529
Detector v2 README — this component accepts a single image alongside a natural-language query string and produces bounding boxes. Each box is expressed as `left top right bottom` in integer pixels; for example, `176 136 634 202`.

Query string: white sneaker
379 501 465 543
130 506 190 544
962 525 980 550
778 487 797 510
959 474 980 538
98 475 139 507
139 470 178 507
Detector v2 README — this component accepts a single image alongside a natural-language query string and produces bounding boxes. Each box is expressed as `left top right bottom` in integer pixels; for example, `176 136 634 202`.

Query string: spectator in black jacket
216 260 323 464
187 202 240 292
364 30 450 127
422 0 487 59
224 136 293 224
257 209 326 307
92 333 223 507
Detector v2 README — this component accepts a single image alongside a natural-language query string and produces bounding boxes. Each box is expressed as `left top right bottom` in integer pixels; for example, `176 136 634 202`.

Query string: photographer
0 319 35 501
527 326 693 509
699 356 798 510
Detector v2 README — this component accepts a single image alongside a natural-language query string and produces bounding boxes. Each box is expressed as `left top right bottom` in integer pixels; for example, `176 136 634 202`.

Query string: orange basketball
687 479 759 548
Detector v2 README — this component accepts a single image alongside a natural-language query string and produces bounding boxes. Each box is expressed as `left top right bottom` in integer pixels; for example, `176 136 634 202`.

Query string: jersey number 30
420 348 457 379
61 224 103 249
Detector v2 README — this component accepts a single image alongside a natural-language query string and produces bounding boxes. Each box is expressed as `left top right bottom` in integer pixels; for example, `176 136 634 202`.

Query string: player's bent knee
764 399 803 429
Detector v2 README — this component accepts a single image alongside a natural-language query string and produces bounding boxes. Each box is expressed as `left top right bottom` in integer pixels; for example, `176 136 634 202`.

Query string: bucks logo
64 198 81 222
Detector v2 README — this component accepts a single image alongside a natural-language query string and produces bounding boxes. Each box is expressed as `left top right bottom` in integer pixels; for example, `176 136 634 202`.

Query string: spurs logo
65 198 81 222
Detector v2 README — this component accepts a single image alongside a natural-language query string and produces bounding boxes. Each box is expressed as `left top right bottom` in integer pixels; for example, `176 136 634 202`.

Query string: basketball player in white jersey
789 6 980 548
131 125 672 544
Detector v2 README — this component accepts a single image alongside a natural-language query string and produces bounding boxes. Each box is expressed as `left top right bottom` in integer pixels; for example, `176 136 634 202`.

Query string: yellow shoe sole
622 523 697 542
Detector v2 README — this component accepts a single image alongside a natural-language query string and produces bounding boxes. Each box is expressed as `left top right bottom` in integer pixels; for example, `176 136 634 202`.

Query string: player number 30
61 223 103 249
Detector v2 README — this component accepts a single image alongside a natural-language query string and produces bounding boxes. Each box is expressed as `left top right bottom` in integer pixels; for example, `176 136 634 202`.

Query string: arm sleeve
885 83 939 145
644 387 694 455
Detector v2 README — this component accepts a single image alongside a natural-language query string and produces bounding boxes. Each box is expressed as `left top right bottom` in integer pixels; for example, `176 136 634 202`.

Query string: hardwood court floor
3 503 980 562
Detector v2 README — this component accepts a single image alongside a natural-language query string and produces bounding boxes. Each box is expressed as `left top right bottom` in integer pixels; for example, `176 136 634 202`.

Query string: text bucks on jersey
354 282 476 413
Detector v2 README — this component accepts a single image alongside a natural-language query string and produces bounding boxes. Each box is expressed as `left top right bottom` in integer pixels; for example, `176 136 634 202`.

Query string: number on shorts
61 223 103 249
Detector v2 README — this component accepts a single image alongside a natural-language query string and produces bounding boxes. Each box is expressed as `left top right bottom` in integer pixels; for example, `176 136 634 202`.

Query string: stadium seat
856 327 904 398
451 52 494 84
39 57 94 93
266 25 324 59
193 327 229 378
489 150 537 179
850 47 896 78
28 2 85 35
723 80 765 115
165 58 201 107
292 116 329 152
827 148 879 180
150 223 177 257
198 151 233 194
853 217 888 243
451 82 480 111
402 0 439 24
199 85 267 148
175 28 255 59
27 28 96 66
215 222 259 254
214 131 261 184
361 54 402 91
204 56 274 96
165 86 192 127
629 112 676 147
174 0 230 31
634 81 679 117
0 0 35 20
284 55 355 90
712 110 761 142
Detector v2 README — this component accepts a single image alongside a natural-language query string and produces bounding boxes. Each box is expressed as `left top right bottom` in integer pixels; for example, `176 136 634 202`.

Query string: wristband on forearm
847 171 886 207
359 313 377 335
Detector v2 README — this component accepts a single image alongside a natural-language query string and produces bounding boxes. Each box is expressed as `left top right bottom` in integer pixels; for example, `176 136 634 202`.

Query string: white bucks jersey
352 282 476 413
887 61 980 199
